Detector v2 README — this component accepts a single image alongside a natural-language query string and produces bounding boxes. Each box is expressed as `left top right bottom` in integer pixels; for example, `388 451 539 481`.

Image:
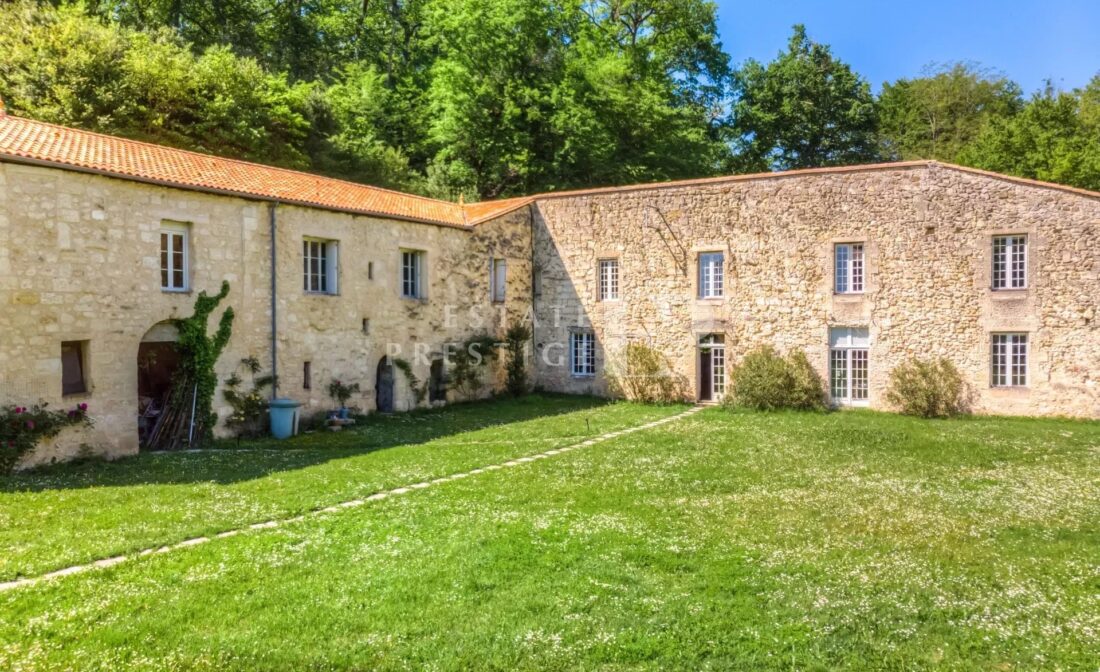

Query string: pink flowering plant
1 402 92 474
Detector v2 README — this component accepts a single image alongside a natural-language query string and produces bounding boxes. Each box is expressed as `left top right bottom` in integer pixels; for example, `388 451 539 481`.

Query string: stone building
1 110 1097 466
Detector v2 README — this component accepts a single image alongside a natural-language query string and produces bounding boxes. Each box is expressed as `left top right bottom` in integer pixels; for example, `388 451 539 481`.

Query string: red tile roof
0 112 531 227
1 111 1095 230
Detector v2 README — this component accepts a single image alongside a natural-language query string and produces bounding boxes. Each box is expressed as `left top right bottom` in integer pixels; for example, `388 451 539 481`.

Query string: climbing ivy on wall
392 358 427 405
145 282 234 450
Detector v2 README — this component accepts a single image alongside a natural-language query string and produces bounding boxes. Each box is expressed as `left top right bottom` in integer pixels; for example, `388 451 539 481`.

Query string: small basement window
61 341 88 396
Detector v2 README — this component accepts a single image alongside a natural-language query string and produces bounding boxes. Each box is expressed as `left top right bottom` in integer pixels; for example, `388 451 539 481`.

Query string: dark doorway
138 323 182 447
376 357 395 413
429 359 447 402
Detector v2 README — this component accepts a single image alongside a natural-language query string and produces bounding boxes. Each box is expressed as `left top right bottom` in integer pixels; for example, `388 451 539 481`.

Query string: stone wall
0 162 531 467
531 164 1100 418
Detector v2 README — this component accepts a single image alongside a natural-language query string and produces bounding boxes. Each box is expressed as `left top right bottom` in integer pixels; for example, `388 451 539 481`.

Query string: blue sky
715 0 1100 93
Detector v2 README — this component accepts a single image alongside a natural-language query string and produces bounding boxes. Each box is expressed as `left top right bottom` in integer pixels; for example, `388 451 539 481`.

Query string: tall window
160 224 189 291
598 258 620 301
61 341 88 396
491 258 507 303
303 239 338 294
991 333 1028 387
698 252 724 298
829 328 869 405
992 235 1027 290
402 250 425 299
834 242 864 294
570 331 596 377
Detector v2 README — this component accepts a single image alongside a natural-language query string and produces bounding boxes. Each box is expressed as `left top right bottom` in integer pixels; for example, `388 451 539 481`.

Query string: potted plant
327 379 360 419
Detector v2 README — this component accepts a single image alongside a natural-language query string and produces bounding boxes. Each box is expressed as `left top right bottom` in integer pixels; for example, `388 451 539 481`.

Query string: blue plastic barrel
269 398 302 439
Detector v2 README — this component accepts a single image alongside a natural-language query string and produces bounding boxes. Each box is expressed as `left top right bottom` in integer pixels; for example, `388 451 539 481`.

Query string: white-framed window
991 333 1028 387
160 223 189 291
834 242 864 294
992 235 1027 290
699 334 726 401
698 252 724 299
402 250 425 299
303 238 338 294
491 258 507 303
570 331 596 377
829 327 869 405
598 258 620 301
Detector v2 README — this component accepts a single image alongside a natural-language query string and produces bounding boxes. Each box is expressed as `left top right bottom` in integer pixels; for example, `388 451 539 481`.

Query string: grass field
2 398 1098 670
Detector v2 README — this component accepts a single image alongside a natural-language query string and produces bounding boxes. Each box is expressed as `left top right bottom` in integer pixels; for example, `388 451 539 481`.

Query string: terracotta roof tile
1 112 1096 232
0 113 470 226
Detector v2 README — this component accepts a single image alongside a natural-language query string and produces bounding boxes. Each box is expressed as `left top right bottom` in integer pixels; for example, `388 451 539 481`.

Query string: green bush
724 346 826 411
1 403 93 474
503 324 532 397
886 358 970 418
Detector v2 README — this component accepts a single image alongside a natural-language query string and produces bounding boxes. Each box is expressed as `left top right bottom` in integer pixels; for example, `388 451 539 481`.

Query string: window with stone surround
61 341 88 396
491 258 507 303
991 333 1028 387
402 250 425 299
829 328 868 405
698 252 724 299
160 223 189 292
834 242 864 294
992 235 1027 290
598 258 619 301
303 238 338 294
570 331 596 377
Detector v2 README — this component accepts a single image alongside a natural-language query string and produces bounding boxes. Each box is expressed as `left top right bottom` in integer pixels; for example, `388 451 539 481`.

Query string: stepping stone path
0 405 703 593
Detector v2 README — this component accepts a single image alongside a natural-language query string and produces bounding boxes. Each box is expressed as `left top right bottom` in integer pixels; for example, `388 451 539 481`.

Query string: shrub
886 357 970 418
448 334 499 399
724 346 826 411
1 403 93 474
326 378 361 409
223 357 276 438
503 323 532 397
606 342 688 404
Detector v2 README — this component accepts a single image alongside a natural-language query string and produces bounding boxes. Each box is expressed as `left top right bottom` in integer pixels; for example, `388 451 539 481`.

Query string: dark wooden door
699 348 714 401
376 358 395 412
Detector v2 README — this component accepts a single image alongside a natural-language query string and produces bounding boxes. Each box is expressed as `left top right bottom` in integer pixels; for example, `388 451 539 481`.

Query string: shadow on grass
2 394 611 492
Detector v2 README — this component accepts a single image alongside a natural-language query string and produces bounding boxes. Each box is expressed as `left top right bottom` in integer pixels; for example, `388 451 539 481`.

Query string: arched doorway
376 357 395 413
429 359 446 403
698 334 726 402
138 321 181 447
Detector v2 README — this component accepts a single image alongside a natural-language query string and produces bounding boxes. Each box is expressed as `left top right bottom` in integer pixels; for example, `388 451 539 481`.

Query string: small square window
61 341 88 396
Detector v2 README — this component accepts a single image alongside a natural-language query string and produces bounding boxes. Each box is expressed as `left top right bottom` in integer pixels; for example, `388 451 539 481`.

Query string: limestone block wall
0 162 531 467
531 164 1100 418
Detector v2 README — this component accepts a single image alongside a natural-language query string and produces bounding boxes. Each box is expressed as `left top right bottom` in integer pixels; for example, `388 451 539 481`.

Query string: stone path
0 405 703 593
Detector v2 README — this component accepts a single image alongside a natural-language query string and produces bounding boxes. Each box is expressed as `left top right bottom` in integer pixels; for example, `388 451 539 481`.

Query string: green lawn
2 401 1098 670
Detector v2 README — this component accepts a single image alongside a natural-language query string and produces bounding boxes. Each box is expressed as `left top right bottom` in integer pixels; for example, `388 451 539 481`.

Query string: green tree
0 1 314 168
959 77 1100 192
878 62 1022 162
731 24 879 171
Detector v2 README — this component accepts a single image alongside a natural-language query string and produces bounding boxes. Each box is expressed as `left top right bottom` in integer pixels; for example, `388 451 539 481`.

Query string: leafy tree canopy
878 62 1023 162
731 25 880 172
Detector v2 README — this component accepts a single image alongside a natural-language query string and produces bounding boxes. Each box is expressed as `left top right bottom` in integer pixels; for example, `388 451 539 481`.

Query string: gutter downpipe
269 202 279 398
